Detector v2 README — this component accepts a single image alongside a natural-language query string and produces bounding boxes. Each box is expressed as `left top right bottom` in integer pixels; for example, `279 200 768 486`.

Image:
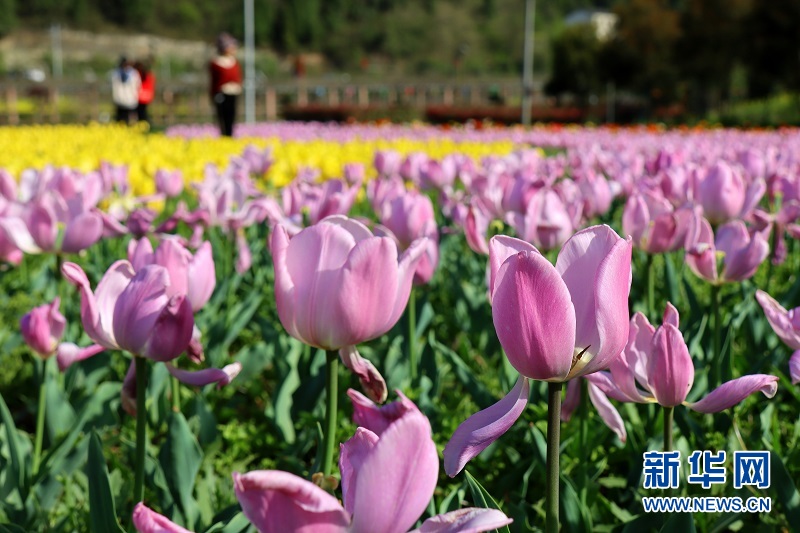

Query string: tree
546 24 603 101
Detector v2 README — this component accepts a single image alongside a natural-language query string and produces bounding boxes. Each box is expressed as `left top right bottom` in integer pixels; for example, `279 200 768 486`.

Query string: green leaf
86 431 124 533
269 341 302 444
659 512 696 533
769 450 800 530
204 510 252 533
561 475 592 533
159 412 204 529
0 392 26 500
463 470 511 533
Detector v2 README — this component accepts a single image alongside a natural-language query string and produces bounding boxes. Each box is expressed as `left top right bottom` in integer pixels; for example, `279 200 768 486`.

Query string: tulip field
2 122 800 533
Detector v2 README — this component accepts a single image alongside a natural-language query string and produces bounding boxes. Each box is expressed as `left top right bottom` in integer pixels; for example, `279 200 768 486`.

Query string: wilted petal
339 427 379 515
56 343 105 371
166 362 241 388
443 376 529 477
339 346 387 403
687 374 778 413
755 290 800 349
587 382 626 443
132 502 193 533
350 411 439 533
347 388 418 436
412 508 514 533
233 470 349 533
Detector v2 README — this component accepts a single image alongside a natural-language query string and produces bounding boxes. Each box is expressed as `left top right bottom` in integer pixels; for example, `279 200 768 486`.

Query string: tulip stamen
571 345 591 371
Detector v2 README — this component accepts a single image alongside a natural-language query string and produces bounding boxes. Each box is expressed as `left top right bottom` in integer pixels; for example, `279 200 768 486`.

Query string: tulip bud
20 298 66 357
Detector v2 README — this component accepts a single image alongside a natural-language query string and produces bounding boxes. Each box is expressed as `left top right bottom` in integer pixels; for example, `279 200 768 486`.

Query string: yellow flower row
0 124 517 196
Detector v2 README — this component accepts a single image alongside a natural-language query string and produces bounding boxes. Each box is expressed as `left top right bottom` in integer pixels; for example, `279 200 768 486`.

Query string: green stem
32 357 49 475
578 379 588 507
171 376 181 412
646 254 655 321
546 382 562 533
133 356 148 504
322 350 339 477
663 406 674 453
408 288 418 381
711 284 722 388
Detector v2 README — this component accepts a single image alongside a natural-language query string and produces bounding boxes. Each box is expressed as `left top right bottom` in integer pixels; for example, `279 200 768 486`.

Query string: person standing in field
111 56 141 125
209 33 242 137
135 59 156 125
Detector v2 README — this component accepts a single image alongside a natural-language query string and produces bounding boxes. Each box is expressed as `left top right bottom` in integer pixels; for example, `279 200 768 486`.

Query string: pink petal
61 211 104 253
412 508 513 533
128 238 155 271
492 251 576 381
385 237 426 329
687 374 778 413
587 382 627 443
560 378 581 422
132 502 194 533
187 241 216 311
56 343 105 371
235 229 252 274
790 351 800 385
339 346 388 403
339 427 379 515
584 371 637 403
715 220 749 258
487 235 538 298
350 410 439 533
166 362 241 388
443 376 529 477
648 324 694 407
153 239 190 298
141 295 195 362
112 265 171 356
755 290 800 350
347 388 419 436
0 216 43 254
685 214 718 282
722 229 769 282
232 470 349 533
663 302 680 328
556 225 632 377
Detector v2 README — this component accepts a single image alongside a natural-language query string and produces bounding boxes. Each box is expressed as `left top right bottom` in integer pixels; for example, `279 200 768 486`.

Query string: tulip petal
488 235 538 297
339 346 388 403
153 239 190 298
62 260 133 350
584 371 637 403
141 295 195 362
132 502 193 533
686 215 718 282
112 265 171 356
587 382 627 443
411 508 514 533
386 237 427 328
648 324 694 407
166 362 241 388
722 230 769 282
350 410 439 533
56 343 105 371
493 251 576 381
557 225 632 377
233 470 350 533
687 374 778 413
443 376 529 477
235 229 252 274
663 303 680 328
187 241 216 311
560 378 581 422
755 290 800 349
61 211 104 253
715 221 749 258
339 427 379 515
0 216 43 253
347 388 418 435
128 238 154 271
790 351 800 385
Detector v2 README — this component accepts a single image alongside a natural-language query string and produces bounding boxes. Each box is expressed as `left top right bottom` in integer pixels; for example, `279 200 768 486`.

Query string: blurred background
0 0 797 127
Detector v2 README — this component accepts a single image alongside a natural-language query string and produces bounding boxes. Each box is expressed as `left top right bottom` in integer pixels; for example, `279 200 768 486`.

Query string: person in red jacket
135 59 156 124
209 33 242 137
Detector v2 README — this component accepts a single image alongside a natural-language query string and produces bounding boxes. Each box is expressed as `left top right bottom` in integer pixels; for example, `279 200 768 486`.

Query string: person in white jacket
111 56 141 125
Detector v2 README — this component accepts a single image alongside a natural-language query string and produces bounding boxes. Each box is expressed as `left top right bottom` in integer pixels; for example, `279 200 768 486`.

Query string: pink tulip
133 502 193 533
377 190 439 285
586 305 778 412
696 162 745 224
128 238 216 312
272 216 427 401
374 150 402 176
444 226 632 476
621 191 692 253
20 298 66 357
399 152 428 182
509 188 575 251
155 169 184 198
755 289 800 384
686 214 769 284
61 261 194 361
227 392 512 533
126 208 157 238
419 157 457 191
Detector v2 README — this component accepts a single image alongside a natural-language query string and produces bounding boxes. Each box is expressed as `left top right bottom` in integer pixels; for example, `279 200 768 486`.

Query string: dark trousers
115 105 135 124
137 103 149 123
214 93 237 137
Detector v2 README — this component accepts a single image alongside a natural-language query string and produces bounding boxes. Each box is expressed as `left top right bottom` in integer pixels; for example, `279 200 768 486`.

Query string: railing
0 77 548 126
